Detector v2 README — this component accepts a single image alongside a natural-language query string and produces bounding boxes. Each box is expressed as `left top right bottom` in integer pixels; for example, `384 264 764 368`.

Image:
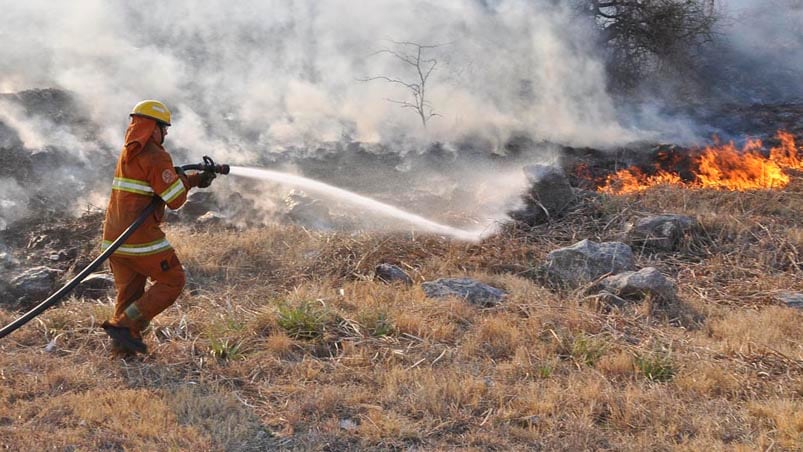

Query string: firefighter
101 100 214 354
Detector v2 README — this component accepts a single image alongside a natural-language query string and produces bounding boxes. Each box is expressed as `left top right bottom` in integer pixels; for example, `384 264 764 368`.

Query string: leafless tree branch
360 41 443 128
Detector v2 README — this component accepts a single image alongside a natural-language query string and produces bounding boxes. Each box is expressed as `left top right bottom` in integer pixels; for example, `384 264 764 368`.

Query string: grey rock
626 214 697 251
181 191 216 219
509 165 576 225
284 190 334 230
47 249 72 262
598 267 677 303
776 292 803 309
75 272 115 299
10 266 63 304
422 278 506 307
339 419 358 431
545 239 636 288
585 290 629 308
195 211 226 228
375 263 412 285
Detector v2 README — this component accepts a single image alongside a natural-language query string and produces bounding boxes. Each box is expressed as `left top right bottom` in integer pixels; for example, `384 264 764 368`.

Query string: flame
770 130 803 169
599 131 801 194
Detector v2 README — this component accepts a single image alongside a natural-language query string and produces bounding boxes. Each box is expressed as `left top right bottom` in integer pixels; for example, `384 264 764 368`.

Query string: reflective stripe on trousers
101 237 172 256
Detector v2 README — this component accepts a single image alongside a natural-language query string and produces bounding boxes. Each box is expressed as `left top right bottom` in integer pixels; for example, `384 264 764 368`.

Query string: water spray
228 166 492 242
1 156 493 339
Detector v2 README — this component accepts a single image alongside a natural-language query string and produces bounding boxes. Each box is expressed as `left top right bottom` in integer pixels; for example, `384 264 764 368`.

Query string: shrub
209 337 244 361
570 334 607 367
635 352 675 382
277 301 331 340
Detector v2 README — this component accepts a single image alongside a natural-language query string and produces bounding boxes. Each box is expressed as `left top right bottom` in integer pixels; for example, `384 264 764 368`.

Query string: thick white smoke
0 0 640 159
0 0 656 231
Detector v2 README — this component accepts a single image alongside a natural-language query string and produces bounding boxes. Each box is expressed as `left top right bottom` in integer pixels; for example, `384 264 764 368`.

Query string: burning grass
599 131 802 194
1 164 802 450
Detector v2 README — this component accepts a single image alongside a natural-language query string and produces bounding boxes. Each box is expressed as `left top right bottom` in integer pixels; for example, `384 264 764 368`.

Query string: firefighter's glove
197 171 216 188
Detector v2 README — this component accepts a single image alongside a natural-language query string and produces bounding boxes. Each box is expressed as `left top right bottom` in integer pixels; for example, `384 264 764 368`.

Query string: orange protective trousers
109 250 186 337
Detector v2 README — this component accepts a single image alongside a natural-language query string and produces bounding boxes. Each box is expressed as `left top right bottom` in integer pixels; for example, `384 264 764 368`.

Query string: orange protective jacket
102 116 200 255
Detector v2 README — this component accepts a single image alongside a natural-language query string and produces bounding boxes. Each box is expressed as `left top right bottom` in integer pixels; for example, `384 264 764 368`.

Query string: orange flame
600 131 801 194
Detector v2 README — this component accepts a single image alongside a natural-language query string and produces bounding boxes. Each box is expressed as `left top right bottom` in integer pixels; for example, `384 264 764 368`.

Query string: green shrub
209 337 244 361
570 334 607 367
537 362 554 379
277 301 330 340
635 352 675 382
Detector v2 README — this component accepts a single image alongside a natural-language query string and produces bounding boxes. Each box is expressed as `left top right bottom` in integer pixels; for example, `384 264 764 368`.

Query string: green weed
570 334 607 367
209 337 244 361
635 352 675 382
277 301 331 340
360 310 395 337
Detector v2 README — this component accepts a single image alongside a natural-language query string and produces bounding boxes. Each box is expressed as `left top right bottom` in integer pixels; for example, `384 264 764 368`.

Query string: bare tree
360 40 441 128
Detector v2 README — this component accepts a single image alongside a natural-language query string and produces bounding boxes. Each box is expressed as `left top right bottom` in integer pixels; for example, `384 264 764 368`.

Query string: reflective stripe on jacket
102 116 199 255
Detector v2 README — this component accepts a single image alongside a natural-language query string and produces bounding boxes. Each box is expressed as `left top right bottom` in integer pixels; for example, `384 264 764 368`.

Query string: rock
181 191 217 219
585 290 629 308
422 278 506 307
597 267 678 303
47 249 74 262
545 239 636 288
9 266 63 304
195 211 226 228
284 190 334 230
339 419 358 431
74 272 115 299
776 292 803 309
508 165 576 225
626 214 696 251
375 263 413 285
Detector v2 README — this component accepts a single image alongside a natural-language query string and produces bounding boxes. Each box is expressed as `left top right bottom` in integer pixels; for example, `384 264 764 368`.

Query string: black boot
102 321 148 354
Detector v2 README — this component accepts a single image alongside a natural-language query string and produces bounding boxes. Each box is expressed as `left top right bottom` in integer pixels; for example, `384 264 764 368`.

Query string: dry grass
1 176 803 450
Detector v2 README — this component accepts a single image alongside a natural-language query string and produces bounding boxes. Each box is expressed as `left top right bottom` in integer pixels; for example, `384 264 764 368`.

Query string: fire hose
0 156 229 340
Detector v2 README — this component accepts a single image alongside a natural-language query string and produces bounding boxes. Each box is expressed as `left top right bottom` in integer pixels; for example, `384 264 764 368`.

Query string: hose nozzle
179 155 229 174
202 155 230 174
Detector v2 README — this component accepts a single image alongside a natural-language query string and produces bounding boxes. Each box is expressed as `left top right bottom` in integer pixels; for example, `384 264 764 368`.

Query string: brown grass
1 176 803 450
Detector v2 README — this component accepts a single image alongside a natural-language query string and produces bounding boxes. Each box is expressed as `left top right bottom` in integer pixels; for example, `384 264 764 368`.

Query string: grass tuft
359 310 395 337
209 337 244 361
635 351 675 382
277 300 332 340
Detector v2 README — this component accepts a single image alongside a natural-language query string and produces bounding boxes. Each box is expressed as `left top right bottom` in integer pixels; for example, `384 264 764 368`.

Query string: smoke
0 0 655 231
705 0 803 102
0 178 28 231
8 1 795 233
0 0 643 153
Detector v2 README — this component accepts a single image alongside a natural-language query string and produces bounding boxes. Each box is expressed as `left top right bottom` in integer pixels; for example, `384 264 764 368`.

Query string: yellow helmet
130 100 171 125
